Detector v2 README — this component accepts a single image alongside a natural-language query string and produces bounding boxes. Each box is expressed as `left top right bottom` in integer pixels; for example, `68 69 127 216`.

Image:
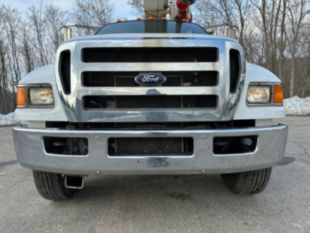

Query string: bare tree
278 0 287 79
286 0 309 96
0 39 9 113
0 6 10 113
29 6 48 66
44 5 67 54
232 0 251 46
251 0 282 73
2 6 22 91
74 0 113 35
195 0 251 46
127 0 144 16
243 30 264 64
21 27 35 73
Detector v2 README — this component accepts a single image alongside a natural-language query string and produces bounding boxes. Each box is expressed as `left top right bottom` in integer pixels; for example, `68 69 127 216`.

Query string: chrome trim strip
79 86 219 96
77 62 220 72
78 109 221 122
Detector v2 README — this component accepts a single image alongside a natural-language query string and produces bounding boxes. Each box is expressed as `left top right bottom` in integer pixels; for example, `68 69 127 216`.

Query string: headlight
29 87 54 106
247 85 271 104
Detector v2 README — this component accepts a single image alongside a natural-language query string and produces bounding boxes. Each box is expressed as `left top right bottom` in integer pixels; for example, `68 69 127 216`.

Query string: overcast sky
0 0 136 19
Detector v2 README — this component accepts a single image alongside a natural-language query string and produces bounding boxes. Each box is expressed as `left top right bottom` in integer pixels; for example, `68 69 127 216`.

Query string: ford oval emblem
134 73 167 86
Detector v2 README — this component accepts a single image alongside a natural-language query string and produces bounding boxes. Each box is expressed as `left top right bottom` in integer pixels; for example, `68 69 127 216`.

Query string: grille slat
78 63 219 72
79 86 218 96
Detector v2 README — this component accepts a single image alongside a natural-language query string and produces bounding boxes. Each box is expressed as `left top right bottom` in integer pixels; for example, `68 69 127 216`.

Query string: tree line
0 0 309 113
194 0 310 98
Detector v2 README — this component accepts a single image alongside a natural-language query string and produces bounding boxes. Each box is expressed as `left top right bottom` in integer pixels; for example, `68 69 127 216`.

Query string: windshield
96 20 207 35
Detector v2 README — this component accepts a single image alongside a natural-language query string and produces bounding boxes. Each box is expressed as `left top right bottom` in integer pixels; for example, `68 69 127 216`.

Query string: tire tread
33 171 74 201
221 168 272 195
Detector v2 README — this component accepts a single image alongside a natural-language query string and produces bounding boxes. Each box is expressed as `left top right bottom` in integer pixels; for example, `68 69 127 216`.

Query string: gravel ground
0 117 309 233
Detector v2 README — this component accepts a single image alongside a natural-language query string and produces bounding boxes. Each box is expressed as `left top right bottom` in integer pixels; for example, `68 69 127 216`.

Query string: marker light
16 87 27 108
273 84 284 105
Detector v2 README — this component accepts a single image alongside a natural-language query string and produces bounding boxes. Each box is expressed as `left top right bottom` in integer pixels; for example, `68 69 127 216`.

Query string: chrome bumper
13 125 288 175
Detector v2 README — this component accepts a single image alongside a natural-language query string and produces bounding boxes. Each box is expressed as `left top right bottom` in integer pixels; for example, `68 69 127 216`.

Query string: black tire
221 168 272 195
32 170 75 201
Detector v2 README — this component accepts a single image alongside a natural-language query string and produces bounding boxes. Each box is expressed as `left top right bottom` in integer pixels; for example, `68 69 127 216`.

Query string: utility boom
144 0 196 22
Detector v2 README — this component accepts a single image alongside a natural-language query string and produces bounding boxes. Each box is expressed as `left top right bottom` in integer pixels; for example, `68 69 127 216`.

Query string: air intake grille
59 50 71 94
229 49 241 93
108 137 193 156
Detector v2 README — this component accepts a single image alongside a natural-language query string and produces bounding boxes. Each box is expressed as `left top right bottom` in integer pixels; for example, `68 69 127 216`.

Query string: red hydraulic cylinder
175 0 196 22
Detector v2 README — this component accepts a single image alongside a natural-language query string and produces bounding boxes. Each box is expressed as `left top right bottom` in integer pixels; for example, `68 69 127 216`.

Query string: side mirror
62 27 73 41
226 27 238 39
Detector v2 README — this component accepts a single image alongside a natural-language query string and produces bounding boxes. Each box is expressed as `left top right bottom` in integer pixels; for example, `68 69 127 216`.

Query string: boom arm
144 0 169 19
143 0 196 22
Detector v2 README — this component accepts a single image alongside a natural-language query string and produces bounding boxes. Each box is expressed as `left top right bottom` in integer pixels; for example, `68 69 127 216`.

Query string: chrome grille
55 37 245 122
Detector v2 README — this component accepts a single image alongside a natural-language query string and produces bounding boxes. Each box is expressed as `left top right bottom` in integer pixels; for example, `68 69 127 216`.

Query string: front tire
33 170 75 201
221 168 272 195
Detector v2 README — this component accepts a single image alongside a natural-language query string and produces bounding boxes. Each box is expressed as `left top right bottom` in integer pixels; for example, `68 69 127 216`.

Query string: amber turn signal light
274 84 283 105
16 87 27 108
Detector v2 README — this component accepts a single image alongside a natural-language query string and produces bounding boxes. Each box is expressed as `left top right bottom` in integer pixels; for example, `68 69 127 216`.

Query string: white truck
13 1 288 201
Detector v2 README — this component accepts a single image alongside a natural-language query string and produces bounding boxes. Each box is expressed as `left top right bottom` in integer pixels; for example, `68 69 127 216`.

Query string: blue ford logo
134 73 167 86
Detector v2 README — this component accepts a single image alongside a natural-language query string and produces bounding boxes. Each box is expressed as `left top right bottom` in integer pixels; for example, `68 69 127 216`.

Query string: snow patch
284 96 310 116
0 112 18 126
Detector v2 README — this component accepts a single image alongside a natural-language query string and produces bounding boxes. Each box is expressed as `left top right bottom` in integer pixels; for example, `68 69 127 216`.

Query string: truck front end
13 21 288 200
